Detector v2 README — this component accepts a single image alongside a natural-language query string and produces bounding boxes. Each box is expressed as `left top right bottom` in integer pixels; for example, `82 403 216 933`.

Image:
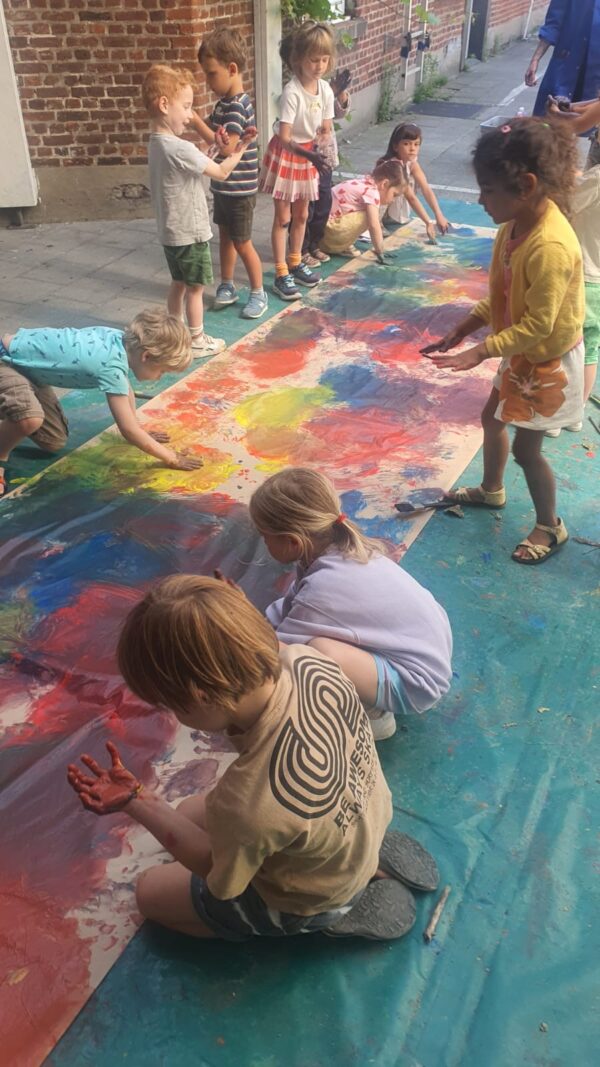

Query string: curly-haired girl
422 118 584 565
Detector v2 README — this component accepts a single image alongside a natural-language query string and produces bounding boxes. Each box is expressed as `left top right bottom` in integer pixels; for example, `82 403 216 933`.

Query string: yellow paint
7 967 29 986
234 386 334 432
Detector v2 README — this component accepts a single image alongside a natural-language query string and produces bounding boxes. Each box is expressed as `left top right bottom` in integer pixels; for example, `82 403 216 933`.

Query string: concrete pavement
0 37 547 332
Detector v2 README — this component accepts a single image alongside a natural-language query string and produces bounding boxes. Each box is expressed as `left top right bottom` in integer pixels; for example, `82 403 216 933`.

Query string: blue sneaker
273 274 301 301
214 282 238 309
291 262 320 288
242 289 269 319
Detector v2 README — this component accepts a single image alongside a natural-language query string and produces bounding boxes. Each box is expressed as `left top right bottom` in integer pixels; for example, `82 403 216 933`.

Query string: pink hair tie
334 513 347 525
500 124 511 134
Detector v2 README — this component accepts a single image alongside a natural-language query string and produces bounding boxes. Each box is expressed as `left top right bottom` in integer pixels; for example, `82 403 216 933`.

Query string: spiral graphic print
269 655 364 819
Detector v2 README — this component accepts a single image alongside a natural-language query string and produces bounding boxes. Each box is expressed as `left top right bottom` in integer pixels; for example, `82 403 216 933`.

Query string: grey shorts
0 356 69 452
213 192 256 243
190 876 363 942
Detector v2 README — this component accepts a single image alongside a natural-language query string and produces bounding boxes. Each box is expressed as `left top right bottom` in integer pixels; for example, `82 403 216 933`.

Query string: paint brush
588 416 600 436
395 500 450 517
423 885 451 943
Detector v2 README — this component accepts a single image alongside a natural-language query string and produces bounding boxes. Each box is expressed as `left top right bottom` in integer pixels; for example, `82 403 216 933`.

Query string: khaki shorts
321 211 368 254
0 361 69 452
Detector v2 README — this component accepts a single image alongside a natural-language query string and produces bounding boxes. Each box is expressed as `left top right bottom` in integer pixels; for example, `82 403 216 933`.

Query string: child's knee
512 433 536 468
294 202 309 222
233 238 251 253
17 415 44 437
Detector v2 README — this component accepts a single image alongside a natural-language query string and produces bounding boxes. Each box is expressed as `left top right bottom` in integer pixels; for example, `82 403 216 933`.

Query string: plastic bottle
516 106 526 118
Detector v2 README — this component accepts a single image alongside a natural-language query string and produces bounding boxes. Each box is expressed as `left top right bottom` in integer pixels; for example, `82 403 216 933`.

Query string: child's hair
249 467 385 565
289 21 335 76
383 122 422 159
372 158 407 188
117 575 281 716
123 309 192 372
472 117 578 215
141 64 195 116
198 26 248 72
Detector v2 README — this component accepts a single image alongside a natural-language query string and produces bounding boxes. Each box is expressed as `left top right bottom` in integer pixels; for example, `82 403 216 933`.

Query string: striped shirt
209 93 258 197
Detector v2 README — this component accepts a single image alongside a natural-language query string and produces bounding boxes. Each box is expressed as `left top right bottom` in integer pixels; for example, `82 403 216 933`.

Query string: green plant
413 54 447 104
377 62 399 124
281 0 344 20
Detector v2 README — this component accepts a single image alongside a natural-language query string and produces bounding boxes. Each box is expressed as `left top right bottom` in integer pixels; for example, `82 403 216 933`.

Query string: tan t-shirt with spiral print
204 645 393 916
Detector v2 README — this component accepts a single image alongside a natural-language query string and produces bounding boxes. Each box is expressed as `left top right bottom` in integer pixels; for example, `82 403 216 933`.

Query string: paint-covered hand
429 343 487 371
149 430 171 444
167 452 204 471
67 742 142 815
420 325 465 355
524 59 538 87
425 221 438 244
375 251 393 265
436 215 450 235
240 125 258 144
215 125 230 150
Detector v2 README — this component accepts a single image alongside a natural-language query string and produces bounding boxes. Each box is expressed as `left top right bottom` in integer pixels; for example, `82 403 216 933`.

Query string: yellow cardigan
473 200 584 365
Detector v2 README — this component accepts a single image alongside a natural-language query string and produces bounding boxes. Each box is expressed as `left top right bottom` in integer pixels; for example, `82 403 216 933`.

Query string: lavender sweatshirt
266 551 453 714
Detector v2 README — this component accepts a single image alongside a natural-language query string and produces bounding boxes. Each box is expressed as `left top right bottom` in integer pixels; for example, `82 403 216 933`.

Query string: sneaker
339 246 361 258
367 709 397 741
544 428 562 438
191 332 226 358
273 274 301 301
213 282 238 309
564 421 583 432
291 262 320 288
312 248 330 262
302 252 322 268
242 290 268 319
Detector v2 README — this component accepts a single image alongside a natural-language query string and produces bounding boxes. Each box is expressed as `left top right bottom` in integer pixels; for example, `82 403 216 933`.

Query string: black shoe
379 830 439 891
324 879 416 940
291 262 321 288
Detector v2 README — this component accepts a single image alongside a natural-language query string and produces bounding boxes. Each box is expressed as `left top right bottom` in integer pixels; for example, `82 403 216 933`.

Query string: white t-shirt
279 76 335 142
572 167 600 283
147 133 212 247
386 161 414 224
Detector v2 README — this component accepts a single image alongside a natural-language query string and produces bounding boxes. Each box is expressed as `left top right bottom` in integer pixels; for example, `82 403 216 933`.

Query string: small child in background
194 28 267 321
423 119 584 566
142 65 254 357
302 68 352 267
249 467 453 741
0 309 200 496
378 122 450 241
67 575 421 943
320 160 407 262
259 22 336 301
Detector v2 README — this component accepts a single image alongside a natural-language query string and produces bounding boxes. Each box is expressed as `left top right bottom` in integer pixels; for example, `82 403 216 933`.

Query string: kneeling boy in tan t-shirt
67 575 424 942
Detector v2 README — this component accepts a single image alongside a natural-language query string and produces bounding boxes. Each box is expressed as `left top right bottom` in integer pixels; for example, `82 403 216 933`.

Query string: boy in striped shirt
194 28 267 320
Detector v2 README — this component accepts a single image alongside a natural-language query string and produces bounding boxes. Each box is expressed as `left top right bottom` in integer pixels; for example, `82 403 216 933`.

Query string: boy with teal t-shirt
0 308 200 496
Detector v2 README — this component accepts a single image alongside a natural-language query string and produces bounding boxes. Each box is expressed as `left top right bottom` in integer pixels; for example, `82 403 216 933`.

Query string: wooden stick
573 536 600 549
423 885 451 943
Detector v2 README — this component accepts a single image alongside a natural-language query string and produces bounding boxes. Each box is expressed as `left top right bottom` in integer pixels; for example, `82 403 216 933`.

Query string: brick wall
489 0 547 31
4 0 255 168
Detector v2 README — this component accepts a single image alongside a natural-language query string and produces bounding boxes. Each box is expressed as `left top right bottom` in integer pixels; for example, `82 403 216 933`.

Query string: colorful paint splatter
0 224 495 1064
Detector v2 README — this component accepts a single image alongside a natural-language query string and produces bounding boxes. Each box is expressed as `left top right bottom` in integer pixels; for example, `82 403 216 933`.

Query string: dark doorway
469 0 491 61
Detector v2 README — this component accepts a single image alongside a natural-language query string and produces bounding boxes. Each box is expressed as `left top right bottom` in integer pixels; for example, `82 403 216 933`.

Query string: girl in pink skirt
259 23 335 302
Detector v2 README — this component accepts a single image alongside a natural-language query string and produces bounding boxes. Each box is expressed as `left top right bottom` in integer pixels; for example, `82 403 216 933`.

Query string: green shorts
163 242 213 286
583 282 600 365
213 192 257 244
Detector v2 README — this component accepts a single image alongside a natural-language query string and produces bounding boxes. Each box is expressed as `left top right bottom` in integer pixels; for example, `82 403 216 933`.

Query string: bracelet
126 781 143 805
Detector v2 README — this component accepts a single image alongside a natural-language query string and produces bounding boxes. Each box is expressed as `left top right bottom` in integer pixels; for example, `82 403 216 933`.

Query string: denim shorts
372 655 410 716
190 877 363 942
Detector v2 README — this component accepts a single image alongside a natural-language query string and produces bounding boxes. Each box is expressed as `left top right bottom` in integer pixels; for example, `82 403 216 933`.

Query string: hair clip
500 124 511 134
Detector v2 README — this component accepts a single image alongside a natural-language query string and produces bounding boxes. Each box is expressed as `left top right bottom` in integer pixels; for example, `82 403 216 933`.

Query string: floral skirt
493 340 584 430
259 135 319 202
